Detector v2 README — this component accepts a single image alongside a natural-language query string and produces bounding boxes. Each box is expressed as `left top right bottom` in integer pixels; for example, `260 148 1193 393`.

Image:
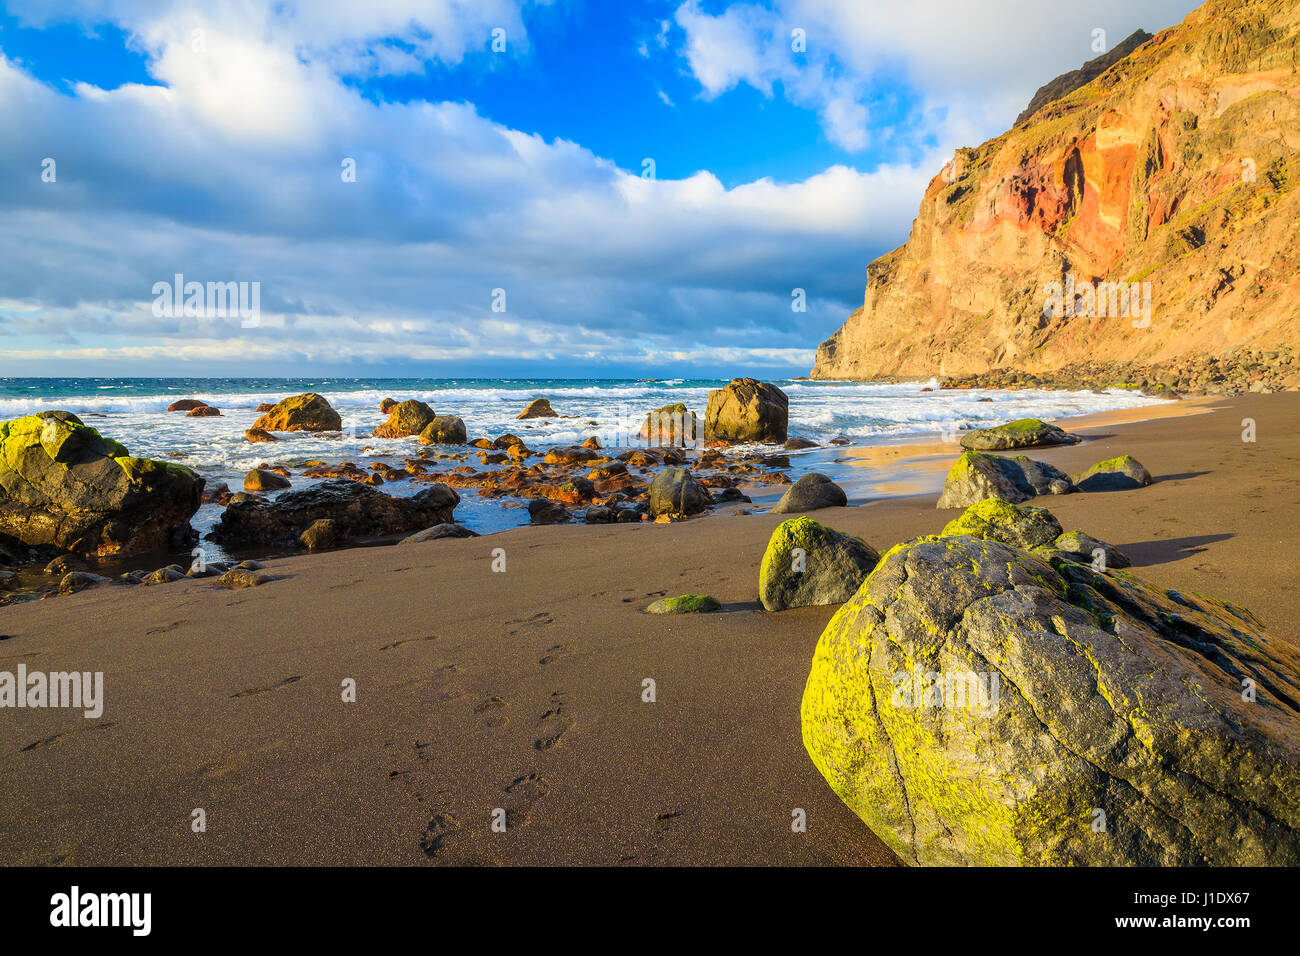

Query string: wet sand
0 392 1295 865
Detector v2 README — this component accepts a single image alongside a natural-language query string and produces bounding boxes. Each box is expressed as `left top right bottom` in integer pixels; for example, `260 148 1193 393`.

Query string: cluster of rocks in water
0 378 807 602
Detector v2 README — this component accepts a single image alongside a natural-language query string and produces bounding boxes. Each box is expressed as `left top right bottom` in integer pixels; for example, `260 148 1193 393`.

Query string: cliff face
812 0 1300 385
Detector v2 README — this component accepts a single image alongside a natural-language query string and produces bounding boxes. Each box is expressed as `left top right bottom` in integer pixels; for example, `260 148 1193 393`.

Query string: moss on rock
645 594 721 614
940 497 1063 549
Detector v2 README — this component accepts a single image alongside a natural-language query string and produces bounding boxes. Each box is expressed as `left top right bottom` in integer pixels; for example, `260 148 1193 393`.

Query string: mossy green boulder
1073 455 1153 492
0 411 203 557
936 451 1071 509
760 516 879 611
801 534 1300 865
940 498 1062 549
646 594 721 614
959 418 1078 451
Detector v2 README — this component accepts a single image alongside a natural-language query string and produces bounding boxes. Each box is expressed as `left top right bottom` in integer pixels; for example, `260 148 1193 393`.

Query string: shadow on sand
1121 533 1234 567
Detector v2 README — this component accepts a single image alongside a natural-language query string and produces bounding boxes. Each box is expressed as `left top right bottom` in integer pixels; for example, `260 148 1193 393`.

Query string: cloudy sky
0 0 1200 378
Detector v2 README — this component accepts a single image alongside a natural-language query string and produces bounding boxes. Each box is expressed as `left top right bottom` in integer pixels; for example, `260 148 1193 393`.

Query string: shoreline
1 381 1184 588
1 392 1295 864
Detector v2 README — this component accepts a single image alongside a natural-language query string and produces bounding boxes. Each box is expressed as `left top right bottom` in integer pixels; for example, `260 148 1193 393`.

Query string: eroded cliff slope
812 0 1300 389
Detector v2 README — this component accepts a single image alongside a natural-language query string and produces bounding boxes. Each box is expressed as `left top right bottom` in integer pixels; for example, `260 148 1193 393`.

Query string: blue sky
0 0 1199 377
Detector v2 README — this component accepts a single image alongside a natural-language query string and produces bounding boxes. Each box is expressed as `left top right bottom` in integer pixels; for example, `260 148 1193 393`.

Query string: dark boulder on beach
0 411 203 557
802 534 1300 865
959 418 1079 451
1073 455 1153 492
759 516 878 611
528 498 569 524
648 467 710 518
704 378 788 444
771 472 847 514
252 393 342 433
186 405 221 417
936 451 1072 509
58 570 111 594
209 478 459 549
400 523 478 543
166 399 208 412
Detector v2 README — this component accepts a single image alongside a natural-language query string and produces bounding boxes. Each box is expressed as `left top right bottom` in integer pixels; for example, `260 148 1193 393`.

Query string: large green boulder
0 411 202 556
936 451 1071 509
801 534 1300 865
940 498 1062 549
759 516 879 611
960 418 1079 450
1073 455 1153 492
704 378 788 444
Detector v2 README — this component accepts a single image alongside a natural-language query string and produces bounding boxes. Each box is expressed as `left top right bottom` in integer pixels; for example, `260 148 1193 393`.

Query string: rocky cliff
812 0 1300 391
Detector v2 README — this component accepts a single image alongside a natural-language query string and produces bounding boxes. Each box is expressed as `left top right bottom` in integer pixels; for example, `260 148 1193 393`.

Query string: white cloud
672 0 1203 154
0 4 929 373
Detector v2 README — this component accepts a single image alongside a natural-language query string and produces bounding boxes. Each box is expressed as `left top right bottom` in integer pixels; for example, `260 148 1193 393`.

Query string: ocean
0 376 1174 547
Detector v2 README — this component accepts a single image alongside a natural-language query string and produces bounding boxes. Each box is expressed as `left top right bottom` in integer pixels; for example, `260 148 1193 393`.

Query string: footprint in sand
534 691 574 751
431 663 465 701
379 635 437 651
502 772 550 827
420 812 462 858
20 722 117 753
538 644 571 666
473 695 510 727
506 612 554 636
